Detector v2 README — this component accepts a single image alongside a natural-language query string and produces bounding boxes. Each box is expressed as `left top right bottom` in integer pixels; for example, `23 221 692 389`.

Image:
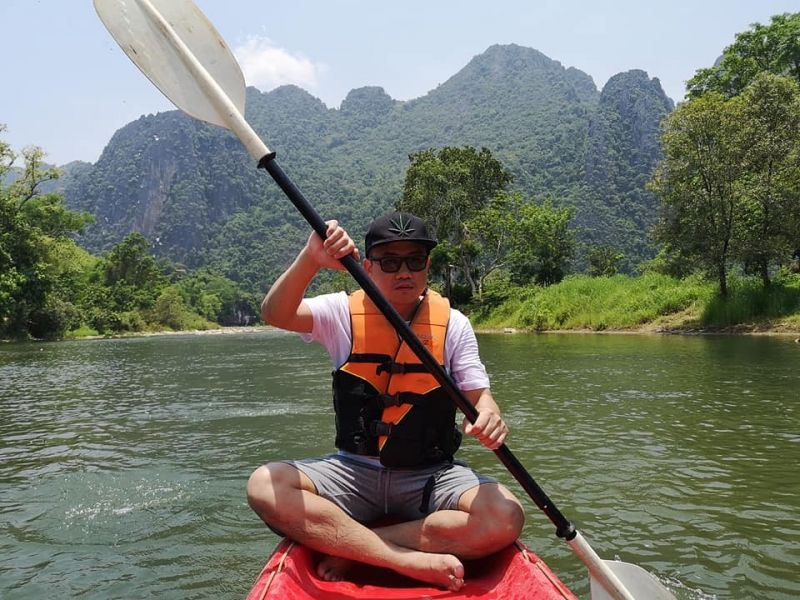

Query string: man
247 211 523 592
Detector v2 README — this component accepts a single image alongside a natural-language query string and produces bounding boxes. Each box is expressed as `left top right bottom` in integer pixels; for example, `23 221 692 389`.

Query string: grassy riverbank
470 272 800 334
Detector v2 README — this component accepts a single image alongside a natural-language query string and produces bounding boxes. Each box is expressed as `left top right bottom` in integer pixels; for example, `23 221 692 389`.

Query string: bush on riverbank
470 272 800 332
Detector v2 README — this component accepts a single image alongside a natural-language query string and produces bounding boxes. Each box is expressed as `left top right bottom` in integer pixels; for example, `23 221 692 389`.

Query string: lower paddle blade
94 0 245 128
590 560 676 600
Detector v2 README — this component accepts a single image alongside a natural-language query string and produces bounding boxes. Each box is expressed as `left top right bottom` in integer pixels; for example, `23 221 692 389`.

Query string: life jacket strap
347 353 393 365
377 392 429 407
347 353 434 376
376 362 432 375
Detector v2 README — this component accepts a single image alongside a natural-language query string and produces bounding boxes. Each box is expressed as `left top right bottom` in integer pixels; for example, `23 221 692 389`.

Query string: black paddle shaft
258 153 577 541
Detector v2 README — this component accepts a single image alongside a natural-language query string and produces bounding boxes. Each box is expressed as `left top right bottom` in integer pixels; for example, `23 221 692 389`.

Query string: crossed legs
246 461 524 591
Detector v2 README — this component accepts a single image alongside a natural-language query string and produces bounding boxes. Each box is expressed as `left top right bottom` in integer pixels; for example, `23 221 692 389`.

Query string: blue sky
1 0 797 166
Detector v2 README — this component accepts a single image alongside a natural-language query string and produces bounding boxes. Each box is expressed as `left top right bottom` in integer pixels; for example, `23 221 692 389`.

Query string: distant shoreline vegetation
24 271 800 342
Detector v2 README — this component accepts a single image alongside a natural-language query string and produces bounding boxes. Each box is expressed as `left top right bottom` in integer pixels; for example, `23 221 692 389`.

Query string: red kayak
246 538 578 600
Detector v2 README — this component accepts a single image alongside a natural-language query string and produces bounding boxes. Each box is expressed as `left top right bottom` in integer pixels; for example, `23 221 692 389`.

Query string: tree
670 15 800 293
150 286 206 331
1 130 93 339
650 93 746 296
687 13 800 99
462 192 519 298
735 74 800 286
588 245 625 277
177 269 259 325
99 233 168 312
398 146 513 297
652 74 800 295
506 197 575 286
464 191 576 291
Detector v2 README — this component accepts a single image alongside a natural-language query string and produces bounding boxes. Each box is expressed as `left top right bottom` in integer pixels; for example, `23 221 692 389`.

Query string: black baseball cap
364 211 438 255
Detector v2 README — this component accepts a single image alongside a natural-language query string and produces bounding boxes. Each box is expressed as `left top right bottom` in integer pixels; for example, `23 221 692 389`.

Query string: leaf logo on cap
388 215 415 237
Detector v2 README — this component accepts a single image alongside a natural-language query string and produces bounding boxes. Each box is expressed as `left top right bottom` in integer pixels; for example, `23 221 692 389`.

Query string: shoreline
73 325 275 340
68 322 800 341
5 322 800 343
474 326 800 338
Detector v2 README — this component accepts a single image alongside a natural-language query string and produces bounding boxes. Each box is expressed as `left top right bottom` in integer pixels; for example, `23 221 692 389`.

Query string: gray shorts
282 452 497 523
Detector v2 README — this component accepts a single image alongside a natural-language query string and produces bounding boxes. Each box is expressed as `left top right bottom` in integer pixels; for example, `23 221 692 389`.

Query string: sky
1 0 797 166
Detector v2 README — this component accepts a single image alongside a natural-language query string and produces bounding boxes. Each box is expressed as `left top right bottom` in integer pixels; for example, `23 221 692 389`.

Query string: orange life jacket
332 289 461 467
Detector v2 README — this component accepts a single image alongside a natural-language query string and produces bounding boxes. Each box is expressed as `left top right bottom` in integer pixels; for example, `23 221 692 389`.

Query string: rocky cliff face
67 110 259 261
587 70 673 187
579 70 674 268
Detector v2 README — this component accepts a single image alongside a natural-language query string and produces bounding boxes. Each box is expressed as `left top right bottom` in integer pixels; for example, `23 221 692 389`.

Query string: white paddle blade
590 560 676 600
94 0 245 129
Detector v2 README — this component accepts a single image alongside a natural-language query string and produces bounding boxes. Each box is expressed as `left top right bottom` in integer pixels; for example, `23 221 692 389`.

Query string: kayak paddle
93 2 677 598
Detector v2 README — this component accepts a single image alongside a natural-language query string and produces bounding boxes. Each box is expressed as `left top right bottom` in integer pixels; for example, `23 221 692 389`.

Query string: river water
1 330 798 599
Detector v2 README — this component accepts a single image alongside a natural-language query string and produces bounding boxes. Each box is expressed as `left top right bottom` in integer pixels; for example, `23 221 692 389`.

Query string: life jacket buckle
376 361 406 375
378 393 402 407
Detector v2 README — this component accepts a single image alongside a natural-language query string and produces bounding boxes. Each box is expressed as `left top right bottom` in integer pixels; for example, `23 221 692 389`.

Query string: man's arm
462 388 508 450
261 220 357 333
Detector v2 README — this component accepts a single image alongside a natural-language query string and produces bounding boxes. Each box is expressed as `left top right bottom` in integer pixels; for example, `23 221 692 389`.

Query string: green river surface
1 330 798 599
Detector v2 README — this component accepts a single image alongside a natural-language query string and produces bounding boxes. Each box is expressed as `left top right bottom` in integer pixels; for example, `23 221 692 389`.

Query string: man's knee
469 486 525 547
494 497 525 540
246 462 297 515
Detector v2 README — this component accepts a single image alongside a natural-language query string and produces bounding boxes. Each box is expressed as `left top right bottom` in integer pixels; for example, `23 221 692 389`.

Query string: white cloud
233 36 322 92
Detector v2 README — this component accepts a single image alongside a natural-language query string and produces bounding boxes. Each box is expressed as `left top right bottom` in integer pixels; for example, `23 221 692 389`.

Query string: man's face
365 241 430 308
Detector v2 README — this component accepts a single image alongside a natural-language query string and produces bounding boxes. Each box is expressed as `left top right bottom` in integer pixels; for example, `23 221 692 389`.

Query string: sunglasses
368 254 429 273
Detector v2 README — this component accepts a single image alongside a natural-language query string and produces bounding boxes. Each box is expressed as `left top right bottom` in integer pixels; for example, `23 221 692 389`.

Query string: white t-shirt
300 291 490 392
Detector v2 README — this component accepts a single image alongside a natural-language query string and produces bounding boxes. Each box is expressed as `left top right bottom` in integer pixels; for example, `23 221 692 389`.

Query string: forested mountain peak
601 70 673 108
596 69 673 161
339 86 396 115
430 43 598 106
338 86 397 131
464 43 564 74
597 70 674 170
253 84 328 111
63 42 673 290
565 66 600 102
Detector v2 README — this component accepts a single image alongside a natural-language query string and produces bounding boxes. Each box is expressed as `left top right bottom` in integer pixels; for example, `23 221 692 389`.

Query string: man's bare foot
316 555 353 582
395 551 465 591
317 551 464 591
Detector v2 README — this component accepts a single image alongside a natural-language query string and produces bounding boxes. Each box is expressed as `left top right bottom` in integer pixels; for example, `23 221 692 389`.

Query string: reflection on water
1 331 798 599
